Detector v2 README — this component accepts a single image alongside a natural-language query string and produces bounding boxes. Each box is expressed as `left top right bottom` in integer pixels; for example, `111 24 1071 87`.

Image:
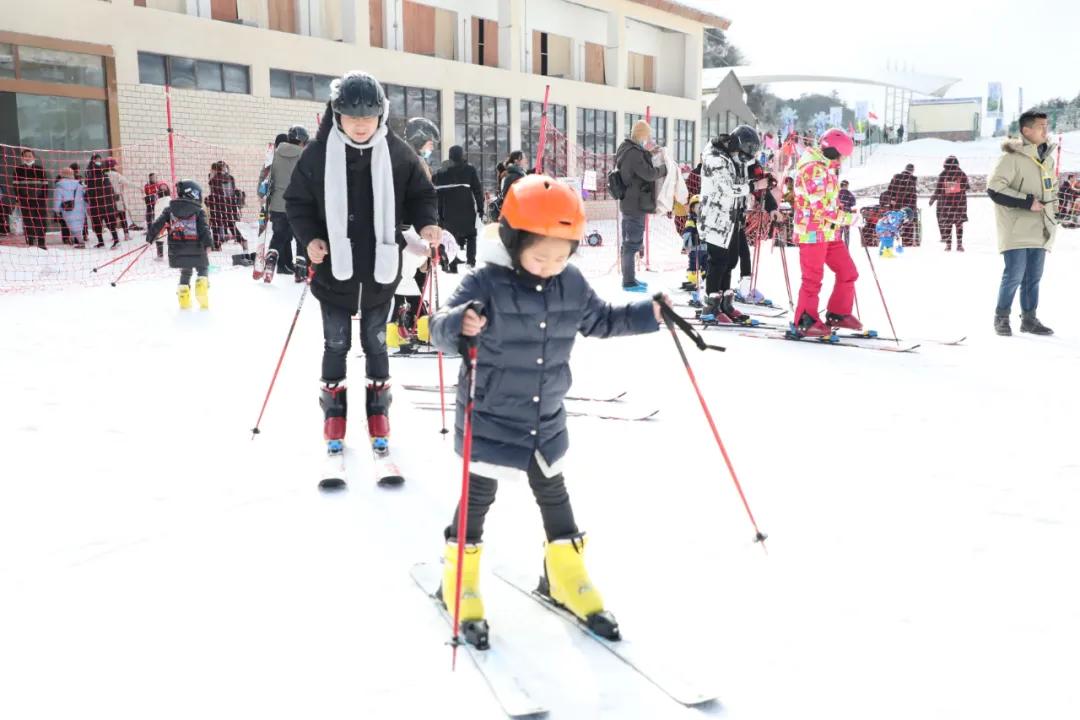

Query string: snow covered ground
2 198 1079 719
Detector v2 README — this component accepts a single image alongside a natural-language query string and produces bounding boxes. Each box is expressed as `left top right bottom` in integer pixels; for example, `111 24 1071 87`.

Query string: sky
681 0 1080 121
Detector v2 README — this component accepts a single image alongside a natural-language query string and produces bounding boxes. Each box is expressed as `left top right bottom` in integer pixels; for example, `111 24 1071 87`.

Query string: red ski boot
789 311 832 339
720 290 753 326
825 312 864 332
319 380 348 491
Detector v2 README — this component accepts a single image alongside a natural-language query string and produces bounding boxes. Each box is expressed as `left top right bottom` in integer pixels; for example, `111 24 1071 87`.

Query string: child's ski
409 563 548 718
318 440 347 491
493 566 720 708
371 438 404 487
410 402 657 422
739 331 920 353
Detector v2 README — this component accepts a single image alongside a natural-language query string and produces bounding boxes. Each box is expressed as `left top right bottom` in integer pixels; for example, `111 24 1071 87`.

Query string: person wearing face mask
697 125 760 322
405 116 440 171
285 70 440 490
85 153 121 248
13 148 49 249
790 128 860 338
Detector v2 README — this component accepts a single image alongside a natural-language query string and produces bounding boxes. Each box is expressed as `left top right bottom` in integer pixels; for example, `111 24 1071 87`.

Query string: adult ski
738 332 921 353
371 437 404 487
403 385 628 404
409 563 548 718
833 332 967 346
410 402 658 422
493 566 720 708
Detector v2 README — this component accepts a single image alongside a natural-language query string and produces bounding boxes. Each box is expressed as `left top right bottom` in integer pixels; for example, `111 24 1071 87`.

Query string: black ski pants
445 455 580 544
320 299 392 384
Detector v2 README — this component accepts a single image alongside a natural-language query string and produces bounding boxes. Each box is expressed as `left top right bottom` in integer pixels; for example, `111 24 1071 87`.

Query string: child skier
791 129 861 337
429 175 668 647
875 206 915 258
680 194 706 292
145 180 214 309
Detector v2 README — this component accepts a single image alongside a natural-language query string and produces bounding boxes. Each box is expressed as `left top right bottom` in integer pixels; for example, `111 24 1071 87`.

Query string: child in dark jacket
146 180 214 309
429 175 667 647
680 194 706 292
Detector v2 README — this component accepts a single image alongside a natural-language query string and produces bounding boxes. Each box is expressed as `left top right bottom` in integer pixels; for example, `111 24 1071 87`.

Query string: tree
703 28 744 68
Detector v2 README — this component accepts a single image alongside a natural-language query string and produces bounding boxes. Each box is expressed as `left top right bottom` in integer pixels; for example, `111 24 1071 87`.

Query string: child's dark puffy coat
430 236 658 471
146 198 213 269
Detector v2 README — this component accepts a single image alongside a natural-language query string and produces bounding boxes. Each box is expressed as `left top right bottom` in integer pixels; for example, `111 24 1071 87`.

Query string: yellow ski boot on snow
687 270 699 285
416 315 430 343
194 276 209 309
177 284 192 309
540 534 620 640
439 541 489 649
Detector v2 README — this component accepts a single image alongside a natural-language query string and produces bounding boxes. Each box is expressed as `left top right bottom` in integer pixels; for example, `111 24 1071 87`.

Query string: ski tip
318 478 348 492
377 475 405 488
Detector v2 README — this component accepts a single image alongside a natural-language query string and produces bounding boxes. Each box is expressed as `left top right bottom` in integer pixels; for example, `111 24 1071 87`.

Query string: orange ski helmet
499 175 586 259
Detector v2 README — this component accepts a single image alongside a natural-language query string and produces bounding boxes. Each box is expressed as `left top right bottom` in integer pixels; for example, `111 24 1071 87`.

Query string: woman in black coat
85 154 120 247
208 161 243 249
929 156 969 251
284 71 439 466
12 148 49 248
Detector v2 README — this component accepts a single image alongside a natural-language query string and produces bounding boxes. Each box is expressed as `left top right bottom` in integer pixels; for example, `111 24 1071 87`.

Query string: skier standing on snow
697 124 760 322
266 125 309 280
837 179 856 248
285 70 439 478
428 174 669 647
791 128 861 337
145 180 214 310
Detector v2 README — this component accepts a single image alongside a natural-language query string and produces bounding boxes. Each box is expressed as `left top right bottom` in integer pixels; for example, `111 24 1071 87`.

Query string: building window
625 113 667 148
576 107 617 199
456 92 510 192
138 52 249 94
12 93 109 152
627 51 655 92
0 43 14 79
520 100 567 178
471 17 498 67
702 114 723 146
531 31 571 78
386 84 442 159
269 69 336 101
674 119 695 164
17 46 106 88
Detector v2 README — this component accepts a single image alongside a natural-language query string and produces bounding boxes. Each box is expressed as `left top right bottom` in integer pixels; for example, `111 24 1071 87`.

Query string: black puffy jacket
430 234 658 471
146 198 213 270
285 104 439 312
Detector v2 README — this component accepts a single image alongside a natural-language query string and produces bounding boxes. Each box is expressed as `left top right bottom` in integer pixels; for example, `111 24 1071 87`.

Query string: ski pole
655 297 768 552
92 243 146 273
777 233 795 313
432 246 449 436
110 244 151 287
863 245 899 347
251 267 314 438
450 332 480 671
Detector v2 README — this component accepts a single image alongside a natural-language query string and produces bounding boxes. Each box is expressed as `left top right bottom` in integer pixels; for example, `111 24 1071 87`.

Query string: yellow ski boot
177 284 192 309
686 270 699 285
386 322 401 349
439 541 489 649
540 534 620 640
416 315 430 343
194 276 209 309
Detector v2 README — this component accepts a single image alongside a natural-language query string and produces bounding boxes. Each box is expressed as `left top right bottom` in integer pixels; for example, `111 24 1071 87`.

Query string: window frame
576 107 617 199
137 51 250 94
455 91 510 193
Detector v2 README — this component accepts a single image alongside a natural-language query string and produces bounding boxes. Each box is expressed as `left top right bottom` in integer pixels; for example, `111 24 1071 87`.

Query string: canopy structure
702 66 961 98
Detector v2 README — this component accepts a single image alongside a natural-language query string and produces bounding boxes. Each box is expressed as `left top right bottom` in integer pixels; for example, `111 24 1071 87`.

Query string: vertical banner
829 106 844 127
986 82 1003 118
855 101 869 122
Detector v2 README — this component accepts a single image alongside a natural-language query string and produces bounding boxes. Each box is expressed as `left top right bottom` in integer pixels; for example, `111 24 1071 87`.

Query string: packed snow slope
2 198 1078 719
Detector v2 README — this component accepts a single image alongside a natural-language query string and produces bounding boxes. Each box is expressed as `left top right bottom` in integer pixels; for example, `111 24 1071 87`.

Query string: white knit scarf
324 99 398 283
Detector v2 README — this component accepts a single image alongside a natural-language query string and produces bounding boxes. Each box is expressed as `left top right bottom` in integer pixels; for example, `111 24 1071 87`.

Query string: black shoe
111 240 120 249
1020 313 1053 336
994 314 1012 336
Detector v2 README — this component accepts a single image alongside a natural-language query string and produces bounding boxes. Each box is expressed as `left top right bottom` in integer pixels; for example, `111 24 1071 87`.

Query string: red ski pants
795 240 859 322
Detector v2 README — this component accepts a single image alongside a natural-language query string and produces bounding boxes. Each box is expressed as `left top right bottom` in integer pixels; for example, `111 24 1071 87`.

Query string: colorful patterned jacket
794 146 856 244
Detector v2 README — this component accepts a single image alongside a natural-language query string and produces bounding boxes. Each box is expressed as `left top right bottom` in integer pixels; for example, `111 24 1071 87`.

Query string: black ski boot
1020 312 1053 336
319 381 348 491
994 313 1012 336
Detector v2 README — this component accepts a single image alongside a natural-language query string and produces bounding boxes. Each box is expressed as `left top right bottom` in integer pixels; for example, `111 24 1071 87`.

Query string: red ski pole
431 246 449 435
92 243 146 273
251 268 314 438
777 233 795 313
863 245 899 346
655 299 767 552
110 244 151 286
450 335 479 670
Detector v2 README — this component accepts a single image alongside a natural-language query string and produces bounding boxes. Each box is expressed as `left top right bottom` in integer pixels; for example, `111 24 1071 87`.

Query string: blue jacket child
428 175 663 646
875 207 914 258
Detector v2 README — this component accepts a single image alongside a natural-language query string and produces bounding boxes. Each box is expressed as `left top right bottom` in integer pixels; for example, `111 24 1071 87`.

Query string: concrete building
700 69 755 146
907 98 982 142
1 0 728 192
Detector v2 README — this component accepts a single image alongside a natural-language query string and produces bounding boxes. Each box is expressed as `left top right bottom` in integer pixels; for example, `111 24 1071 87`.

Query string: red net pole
165 86 178 189
534 85 551 174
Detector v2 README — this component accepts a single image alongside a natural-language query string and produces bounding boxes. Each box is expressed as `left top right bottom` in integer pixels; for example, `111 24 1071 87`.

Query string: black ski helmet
287 125 309 144
330 71 386 118
404 116 440 153
727 125 761 160
176 179 203 203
